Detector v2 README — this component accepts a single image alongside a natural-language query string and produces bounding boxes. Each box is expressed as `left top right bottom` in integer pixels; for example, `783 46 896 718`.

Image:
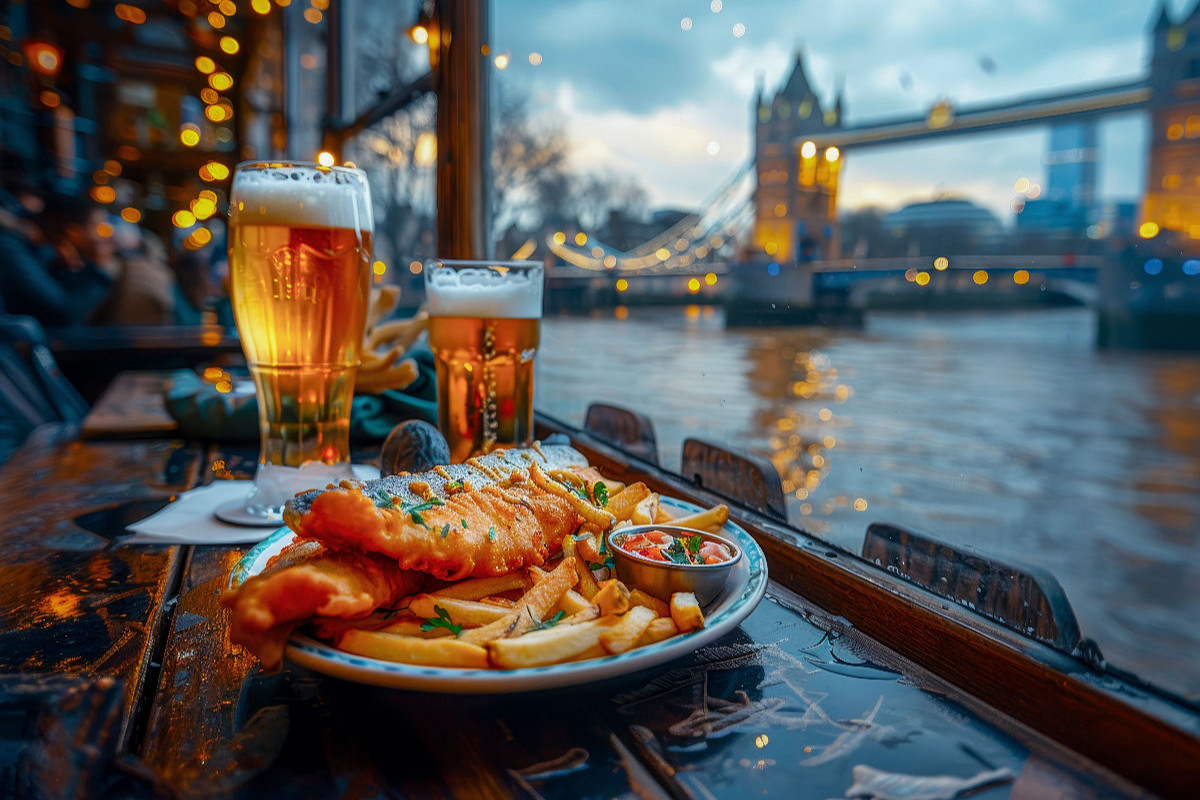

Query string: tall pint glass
219 162 373 524
424 260 544 463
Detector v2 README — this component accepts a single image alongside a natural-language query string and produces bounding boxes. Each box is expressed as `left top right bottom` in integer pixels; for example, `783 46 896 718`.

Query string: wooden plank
0 425 197 747
541 415 1200 798
79 370 180 439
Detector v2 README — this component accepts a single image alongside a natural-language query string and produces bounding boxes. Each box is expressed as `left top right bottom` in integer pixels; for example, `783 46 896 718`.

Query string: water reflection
537 306 1200 699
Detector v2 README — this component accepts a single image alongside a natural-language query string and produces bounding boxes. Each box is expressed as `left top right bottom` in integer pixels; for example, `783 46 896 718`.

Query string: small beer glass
424 260 544 462
217 161 374 524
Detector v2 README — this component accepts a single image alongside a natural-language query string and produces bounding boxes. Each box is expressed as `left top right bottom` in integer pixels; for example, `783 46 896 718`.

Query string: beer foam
426 264 543 318
230 164 374 231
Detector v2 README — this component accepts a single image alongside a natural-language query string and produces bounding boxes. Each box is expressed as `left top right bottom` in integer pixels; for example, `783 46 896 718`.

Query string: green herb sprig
420 605 462 636
528 610 566 632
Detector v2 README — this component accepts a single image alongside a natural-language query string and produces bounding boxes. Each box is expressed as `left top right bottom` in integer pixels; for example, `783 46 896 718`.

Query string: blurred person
170 248 219 325
88 224 176 326
0 191 113 327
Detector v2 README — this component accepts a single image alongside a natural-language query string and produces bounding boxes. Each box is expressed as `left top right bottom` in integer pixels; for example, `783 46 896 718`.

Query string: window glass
486 1 1200 701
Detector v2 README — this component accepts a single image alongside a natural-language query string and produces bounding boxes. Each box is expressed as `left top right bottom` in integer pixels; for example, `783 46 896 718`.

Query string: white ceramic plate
229 496 768 693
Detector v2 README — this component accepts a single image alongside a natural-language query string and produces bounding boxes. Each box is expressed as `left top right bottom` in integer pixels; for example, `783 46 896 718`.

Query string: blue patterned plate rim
229 495 768 693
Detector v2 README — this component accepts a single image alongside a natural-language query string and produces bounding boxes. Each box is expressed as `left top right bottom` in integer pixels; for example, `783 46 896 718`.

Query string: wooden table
1 376 1197 799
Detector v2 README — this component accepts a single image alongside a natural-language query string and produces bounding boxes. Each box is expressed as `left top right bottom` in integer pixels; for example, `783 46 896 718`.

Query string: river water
535 306 1200 701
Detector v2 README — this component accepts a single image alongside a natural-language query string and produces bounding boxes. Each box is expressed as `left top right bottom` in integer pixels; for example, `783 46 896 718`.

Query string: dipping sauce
615 529 734 565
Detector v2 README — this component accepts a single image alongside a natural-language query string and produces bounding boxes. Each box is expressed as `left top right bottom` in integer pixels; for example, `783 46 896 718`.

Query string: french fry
431 572 533 600
635 616 680 647
670 592 705 632
607 482 652 521
459 557 579 645
653 506 675 523
593 579 631 616
629 588 670 617
487 617 617 669
563 535 601 600
409 594 511 627
575 534 602 567
378 614 452 638
662 504 729 533
338 629 489 669
599 605 657 654
629 493 660 525
555 588 593 616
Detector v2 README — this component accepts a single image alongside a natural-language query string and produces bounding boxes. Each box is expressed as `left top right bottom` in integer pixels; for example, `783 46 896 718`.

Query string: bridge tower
1142 1 1200 237
753 52 843 263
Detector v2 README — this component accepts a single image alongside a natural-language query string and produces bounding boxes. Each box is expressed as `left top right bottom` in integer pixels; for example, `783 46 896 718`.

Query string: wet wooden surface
0 384 1194 797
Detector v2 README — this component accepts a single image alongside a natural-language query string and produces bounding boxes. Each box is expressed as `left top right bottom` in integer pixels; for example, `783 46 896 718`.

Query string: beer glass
424 260 544 462
217 161 374 525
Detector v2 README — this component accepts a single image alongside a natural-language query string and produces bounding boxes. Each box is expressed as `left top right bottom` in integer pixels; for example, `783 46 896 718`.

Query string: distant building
1142 1 1200 237
884 198 1002 254
1019 121 1098 235
753 52 843 263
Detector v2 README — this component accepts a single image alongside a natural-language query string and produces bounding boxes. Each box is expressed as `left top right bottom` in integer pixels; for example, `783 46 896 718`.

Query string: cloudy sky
492 0 1165 224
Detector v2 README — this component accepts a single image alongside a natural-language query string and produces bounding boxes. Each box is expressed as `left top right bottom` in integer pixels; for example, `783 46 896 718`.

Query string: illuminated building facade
753 52 842 262
1143 1 1200 238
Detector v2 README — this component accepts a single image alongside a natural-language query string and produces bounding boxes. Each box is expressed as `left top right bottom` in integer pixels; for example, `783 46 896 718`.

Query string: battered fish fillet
220 540 424 669
283 445 599 580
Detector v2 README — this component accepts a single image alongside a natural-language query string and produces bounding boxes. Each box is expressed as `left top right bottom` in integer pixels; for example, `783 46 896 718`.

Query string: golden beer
425 261 544 462
225 163 373 521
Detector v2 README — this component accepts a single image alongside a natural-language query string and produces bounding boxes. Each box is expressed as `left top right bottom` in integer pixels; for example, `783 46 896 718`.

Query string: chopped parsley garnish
402 497 445 526
683 534 703 555
445 479 464 493
374 490 396 510
488 526 496 541
591 481 609 507
663 534 705 564
461 519 469 529
420 605 462 636
440 523 451 538
528 610 566 632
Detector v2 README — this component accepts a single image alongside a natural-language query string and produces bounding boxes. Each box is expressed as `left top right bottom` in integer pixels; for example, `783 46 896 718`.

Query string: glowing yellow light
1014 177 1030 193
764 242 778 255
192 198 217 220
414 131 437 166
218 0 236 14
615 279 629 292
303 7 322 23
200 88 218 105
208 11 226 28
215 379 233 393
495 53 510 69
205 104 227 122
755 735 769 748
603 255 617 269
89 186 116 204
574 232 587 246
823 435 836 448
800 141 816 159
312 0 330 9
529 52 542 66
210 72 234 91
774 202 787 217
316 151 335 168
1014 269 1030 285
203 367 225 382
687 278 701 293
172 210 197 228
973 270 989 285
191 227 212 245
252 0 271 13
904 268 917 282
115 3 147 24
409 260 423 275
95 222 114 238
203 161 230 180
704 272 717 286
276 0 292 6
655 247 671 261
120 207 141 223
915 271 930 286
1168 123 1184 141
1026 183 1042 199
373 260 386 276
1139 221 1160 238
933 256 949 271
853 498 868 511
553 231 566 245
825 146 840 162
219 36 240 54
410 24 429 44
39 90 60 108
103 159 122 176
614 305 629 320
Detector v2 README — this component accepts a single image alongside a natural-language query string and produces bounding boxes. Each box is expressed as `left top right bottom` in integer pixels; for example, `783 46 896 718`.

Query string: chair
0 315 88 461
680 437 788 521
583 402 660 464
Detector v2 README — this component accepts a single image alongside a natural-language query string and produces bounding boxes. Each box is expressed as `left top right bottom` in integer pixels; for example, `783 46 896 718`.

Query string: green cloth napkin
164 346 438 443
